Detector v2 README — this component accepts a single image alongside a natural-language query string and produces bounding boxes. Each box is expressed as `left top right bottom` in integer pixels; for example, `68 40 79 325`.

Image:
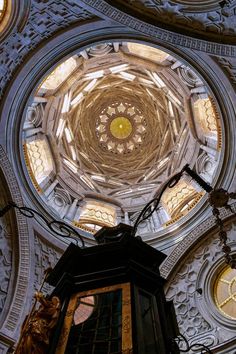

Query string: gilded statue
15 292 61 354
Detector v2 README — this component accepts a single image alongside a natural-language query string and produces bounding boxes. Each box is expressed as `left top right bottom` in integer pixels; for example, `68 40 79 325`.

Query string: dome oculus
110 117 133 140
96 101 146 154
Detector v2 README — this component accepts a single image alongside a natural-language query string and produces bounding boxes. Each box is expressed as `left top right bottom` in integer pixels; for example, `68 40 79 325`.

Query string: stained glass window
56 283 132 354
67 291 122 354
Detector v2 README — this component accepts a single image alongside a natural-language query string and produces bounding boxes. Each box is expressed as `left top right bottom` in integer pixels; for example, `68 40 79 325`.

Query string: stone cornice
80 0 236 56
160 202 236 279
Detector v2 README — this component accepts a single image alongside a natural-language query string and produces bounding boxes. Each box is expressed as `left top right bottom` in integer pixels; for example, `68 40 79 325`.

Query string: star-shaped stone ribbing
96 102 147 154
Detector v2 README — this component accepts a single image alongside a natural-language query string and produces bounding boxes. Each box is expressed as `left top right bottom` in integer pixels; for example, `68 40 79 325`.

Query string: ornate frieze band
0 145 30 335
80 0 236 57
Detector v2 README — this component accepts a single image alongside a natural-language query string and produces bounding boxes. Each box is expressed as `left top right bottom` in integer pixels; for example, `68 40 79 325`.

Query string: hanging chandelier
1 164 235 353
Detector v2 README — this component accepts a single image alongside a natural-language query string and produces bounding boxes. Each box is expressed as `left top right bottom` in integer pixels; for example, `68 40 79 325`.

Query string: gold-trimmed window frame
56 282 132 354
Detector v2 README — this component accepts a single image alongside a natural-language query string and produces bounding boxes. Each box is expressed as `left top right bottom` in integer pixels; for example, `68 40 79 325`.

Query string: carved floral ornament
21 41 222 235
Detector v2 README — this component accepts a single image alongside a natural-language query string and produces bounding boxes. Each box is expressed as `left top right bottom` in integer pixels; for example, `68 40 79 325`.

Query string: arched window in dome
161 180 204 222
24 138 54 190
0 0 6 21
74 201 117 234
0 0 8 30
193 97 220 138
39 57 77 92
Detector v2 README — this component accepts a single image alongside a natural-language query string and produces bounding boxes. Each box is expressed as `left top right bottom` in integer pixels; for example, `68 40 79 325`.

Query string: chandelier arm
174 334 213 353
0 202 85 248
133 163 236 266
0 203 14 217
212 207 236 268
132 167 185 236
183 164 213 192
131 196 162 238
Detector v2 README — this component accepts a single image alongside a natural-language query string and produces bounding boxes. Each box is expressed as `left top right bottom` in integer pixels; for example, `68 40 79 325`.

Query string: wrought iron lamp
133 164 236 269
1 164 235 268
1 163 234 353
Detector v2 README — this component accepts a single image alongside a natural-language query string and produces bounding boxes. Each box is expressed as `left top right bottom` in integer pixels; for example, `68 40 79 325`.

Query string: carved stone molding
0 146 30 336
165 221 236 350
214 56 236 89
104 0 236 42
80 0 236 56
0 0 95 97
160 201 236 279
0 196 12 323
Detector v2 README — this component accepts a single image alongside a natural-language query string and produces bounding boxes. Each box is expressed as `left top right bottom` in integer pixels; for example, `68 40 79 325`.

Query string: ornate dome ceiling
22 41 222 235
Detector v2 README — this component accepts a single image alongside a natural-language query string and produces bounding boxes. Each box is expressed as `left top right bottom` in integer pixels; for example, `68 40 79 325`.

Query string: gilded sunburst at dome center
95 101 147 154
110 117 133 140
